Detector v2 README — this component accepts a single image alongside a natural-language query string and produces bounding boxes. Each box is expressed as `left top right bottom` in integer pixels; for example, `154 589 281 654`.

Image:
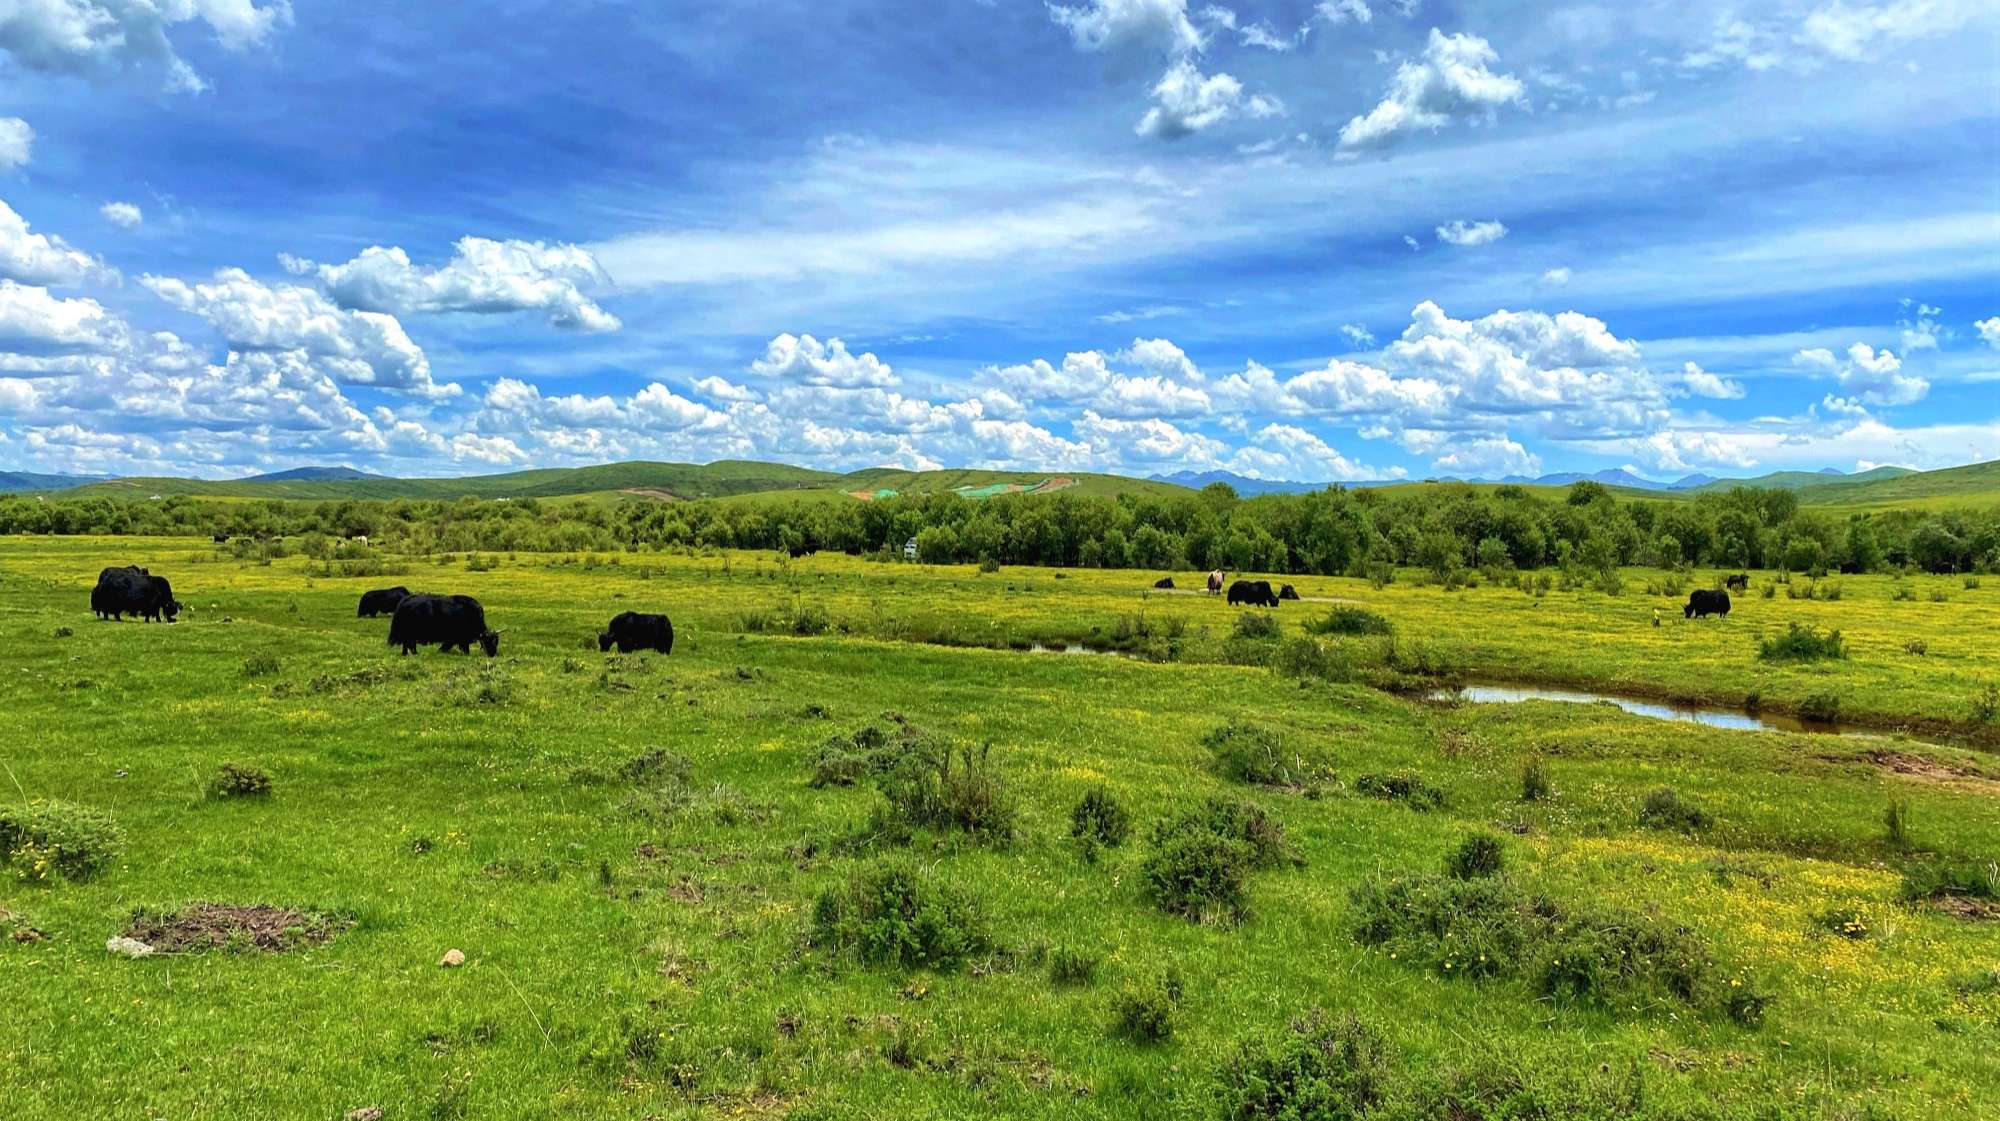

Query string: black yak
91 566 180 622
1724 573 1749 591
1278 584 1300 600
1684 589 1731 619
1227 579 1281 607
600 611 674 655
387 594 499 657
356 586 411 618
1153 577 1176 590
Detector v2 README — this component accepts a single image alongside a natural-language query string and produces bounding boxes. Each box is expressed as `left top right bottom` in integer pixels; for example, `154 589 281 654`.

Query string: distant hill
239 465 383 483
1149 469 1329 496
1786 460 2000 508
64 460 841 502
1683 465 1916 494
0 471 107 494
838 468 1187 501
1501 468 1671 490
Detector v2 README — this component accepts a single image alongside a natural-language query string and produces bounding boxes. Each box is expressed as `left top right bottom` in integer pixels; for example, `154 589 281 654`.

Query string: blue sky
0 0 1995 481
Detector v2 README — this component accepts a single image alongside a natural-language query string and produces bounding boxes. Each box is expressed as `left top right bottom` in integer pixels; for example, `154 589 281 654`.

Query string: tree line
1 479 1995 576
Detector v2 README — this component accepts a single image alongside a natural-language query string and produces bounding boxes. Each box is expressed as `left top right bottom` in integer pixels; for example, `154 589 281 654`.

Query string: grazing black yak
1277 584 1300 600
1684 589 1732 619
356 586 412 618
1227 579 1281 608
91 566 181 622
600 611 674 655
1724 573 1749 591
1153 577 1176 590
388 594 499 657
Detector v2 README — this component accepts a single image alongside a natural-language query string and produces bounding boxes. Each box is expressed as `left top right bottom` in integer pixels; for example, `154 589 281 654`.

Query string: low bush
1202 719 1332 789
1638 787 1712 832
873 742 1018 845
1302 607 1392 636
1046 944 1100 986
0 800 125 883
809 723 940 788
1811 907 1871 940
1270 636 1364 683
1904 638 1928 656
1069 786 1131 858
808 858 990 970
1109 967 1184 1043
1972 683 1999 724
1520 757 1552 802
1445 832 1506 880
1354 772 1446 812
1757 622 1846 662
240 653 281 677
1139 796 1294 923
1232 612 1281 640
1217 1009 1388 1120
1799 691 1842 723
1885 799 1911 849
1898 860 2000 905
206 762 272 800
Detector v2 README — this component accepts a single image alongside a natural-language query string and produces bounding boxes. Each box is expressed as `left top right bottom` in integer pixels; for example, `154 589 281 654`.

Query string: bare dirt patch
619 488 683 502
123 904 351 953
1822 749 1999 791
1930 896 2000 921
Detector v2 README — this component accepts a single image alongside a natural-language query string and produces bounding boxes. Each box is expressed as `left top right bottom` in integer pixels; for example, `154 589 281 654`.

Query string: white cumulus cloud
1050 0 1203 55
1339 29 1524 151
99 201 142 229
1135 60 1281 140
1435 219 1507 247
749 333 897 388
0 0 294 93
0 118 31 172
282 237 619 332
0 198 105 285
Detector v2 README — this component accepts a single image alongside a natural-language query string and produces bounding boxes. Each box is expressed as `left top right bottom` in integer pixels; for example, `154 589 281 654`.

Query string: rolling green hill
831 468 1189 501
60 460 839 503
1686 465 1916 494
1788 459 2000 509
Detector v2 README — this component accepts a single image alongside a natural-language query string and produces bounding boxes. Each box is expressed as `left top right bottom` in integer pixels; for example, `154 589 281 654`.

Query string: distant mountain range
0 457 1980 510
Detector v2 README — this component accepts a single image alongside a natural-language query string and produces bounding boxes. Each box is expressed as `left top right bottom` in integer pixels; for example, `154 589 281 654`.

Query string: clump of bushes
1109 967 1185 1042
1302 607 1392 637
1232 612 1281 640
809 723 938 788
1638 787 1712 832
1445 832 1506 880
808 858 990 970
206 762 272 800
1069 786 1130 860
1972 683 1999 725
0 800 124 883
1349 870 1761 1022
1202 719 1333 790
1811 907 1871 940
1757 622 1847 662
1354 772 1446 813
1217 1009 1388 1120
1884 799 1912 849
1139 796 1295 923
873 742 1018 845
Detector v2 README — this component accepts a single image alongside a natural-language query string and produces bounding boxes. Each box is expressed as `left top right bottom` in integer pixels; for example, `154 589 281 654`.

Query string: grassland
3 539 1998 1119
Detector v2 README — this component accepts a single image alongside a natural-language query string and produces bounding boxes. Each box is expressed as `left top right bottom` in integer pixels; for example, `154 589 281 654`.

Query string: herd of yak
89 567 674 658
87 562 1754 654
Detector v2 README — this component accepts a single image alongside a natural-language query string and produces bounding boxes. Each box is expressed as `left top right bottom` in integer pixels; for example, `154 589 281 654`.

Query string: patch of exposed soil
1824 749 1998 790
1930 896 2000 921
619 488 683 502
122 903 351 952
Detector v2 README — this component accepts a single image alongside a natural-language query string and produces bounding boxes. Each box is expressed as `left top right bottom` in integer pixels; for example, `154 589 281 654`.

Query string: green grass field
3 539 1997 1119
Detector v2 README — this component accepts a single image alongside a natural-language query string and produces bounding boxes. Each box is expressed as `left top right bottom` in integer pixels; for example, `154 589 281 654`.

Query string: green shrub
1884 799 1911 849
1811 907 1871 940
1139 796 1293 923
1270 636 1363 683
1354 772 1445 812
1892 583 1915 601
1302 607 1392 636
808 858 989 970
873 742 1018 845
1898 860 2000 905
1109 967 1184 1042
0 800 124 883
206 762 272 800
1445 832 1506 880
1799 691 1842 723
1233 612 1281 640
1638 787 1711 832
1202 719 1332 789
790 604 832 636
809 723 940 788
1069 786 1131 857
240 653 280 677
1520 757 1551 802
1757 622 1846 662
1972 683 1999 724
1903 638 1928 656
1217 1009 1388 1121
1046 944 1100 986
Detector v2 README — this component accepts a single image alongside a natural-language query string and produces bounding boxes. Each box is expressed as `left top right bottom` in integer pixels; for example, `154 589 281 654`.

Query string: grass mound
1638 787 1712 833
1 800 124 883
1202 718 1334 790
1139 796 1295 923
1302 607 1393 636
1069 786 1131 859
206 762 272 800
1757 622 1847 662
1217 1008 1389 1120
1354 772 1446 812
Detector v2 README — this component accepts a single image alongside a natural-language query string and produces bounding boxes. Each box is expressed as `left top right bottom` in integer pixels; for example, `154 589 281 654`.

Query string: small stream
1434 682 1858 736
